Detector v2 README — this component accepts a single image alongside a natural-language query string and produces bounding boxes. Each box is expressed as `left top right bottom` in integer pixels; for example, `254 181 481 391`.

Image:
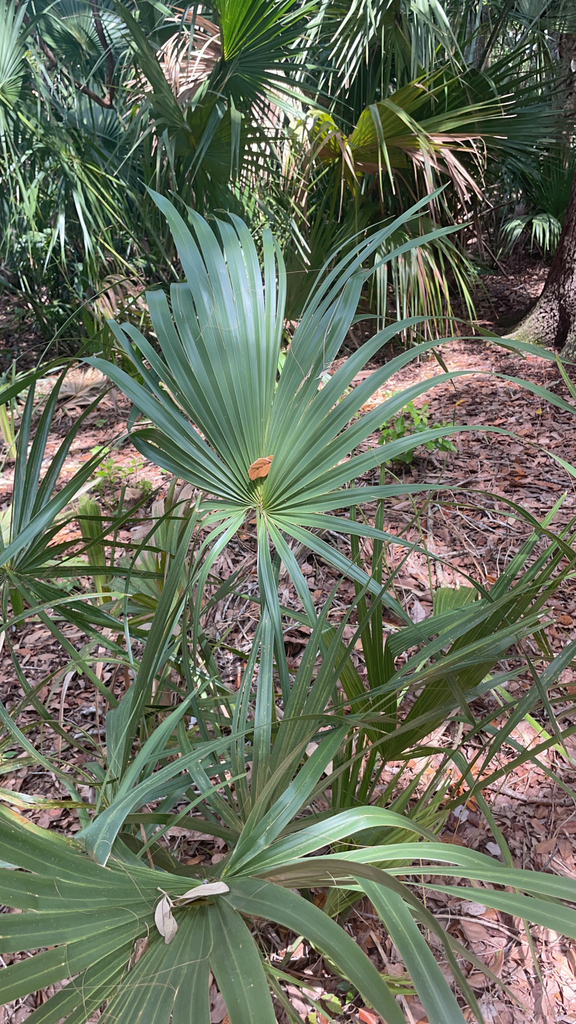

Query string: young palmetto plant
331 512 573 801
0 363 213 755
2 394 575 1024
0 367 111 620
5 191 576 1023
1 384 575 1024
87 190 498 682
2 587 576 1024
88 190 575 659
87 185 576 783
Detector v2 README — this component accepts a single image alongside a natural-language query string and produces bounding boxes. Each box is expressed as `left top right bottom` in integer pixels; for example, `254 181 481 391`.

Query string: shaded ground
1 257 576 1023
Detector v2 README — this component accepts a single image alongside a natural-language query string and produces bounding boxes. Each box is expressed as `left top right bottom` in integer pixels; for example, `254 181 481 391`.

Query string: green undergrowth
0 196 575 1024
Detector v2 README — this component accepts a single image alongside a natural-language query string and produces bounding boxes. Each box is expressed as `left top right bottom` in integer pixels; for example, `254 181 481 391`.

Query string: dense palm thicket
1 3 576 1024
0 0 574 339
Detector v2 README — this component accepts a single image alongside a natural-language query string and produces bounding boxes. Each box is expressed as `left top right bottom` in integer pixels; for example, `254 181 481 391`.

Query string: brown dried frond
93 275 147 321
127 16 221 105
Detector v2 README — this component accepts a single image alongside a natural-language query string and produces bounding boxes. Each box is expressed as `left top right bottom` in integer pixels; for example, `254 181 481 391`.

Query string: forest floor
1 255 576 1024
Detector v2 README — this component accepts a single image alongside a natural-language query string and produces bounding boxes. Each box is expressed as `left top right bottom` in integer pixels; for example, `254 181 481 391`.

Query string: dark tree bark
511 32 576 357
559 31 576 121
91 1 116 105
513 164 576 358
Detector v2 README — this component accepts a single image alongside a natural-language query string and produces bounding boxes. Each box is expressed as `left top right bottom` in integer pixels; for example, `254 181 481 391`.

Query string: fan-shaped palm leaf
88 188 477 636
0 0 26 118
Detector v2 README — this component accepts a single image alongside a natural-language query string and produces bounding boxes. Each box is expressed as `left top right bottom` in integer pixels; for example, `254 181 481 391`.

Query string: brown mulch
1 259 576 1023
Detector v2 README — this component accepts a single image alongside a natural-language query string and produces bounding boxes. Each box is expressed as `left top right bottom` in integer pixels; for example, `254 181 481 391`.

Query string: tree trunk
511 32 576 357
512 164 576 358
559 32 576 124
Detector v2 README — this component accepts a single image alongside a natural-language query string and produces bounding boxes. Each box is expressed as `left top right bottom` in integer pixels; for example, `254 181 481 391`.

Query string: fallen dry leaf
127 936 149 971
460 902 498 923
460 919 494 945
248 455 273 480
411 599 427 623
173 882 230 905
154 895 178 944
468 950 505 989
209 985 227 1023
535 838 556 856
357 1010 380 1024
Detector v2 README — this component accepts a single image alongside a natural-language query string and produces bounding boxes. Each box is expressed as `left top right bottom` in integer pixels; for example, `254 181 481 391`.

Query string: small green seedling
378 400 456 464
92 453 153 508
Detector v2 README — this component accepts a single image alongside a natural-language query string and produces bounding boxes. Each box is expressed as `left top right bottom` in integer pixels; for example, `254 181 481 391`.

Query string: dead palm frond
129 14 222 106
